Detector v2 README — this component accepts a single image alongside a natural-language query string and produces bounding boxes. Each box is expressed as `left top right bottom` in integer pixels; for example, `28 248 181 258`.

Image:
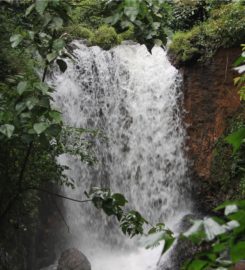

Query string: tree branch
0 186 92 226
50 195 70 233
18 141 33 191
27 187 92 203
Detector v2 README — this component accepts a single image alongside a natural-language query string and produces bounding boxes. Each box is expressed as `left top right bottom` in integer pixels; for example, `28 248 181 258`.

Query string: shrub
169 0 209 31
169 2 245 63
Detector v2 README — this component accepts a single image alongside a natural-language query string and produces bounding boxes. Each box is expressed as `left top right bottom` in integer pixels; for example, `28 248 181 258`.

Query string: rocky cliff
181 48 241 211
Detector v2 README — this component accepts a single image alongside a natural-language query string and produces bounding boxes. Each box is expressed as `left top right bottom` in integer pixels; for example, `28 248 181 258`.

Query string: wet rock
234 261 245 270
57 248 91 270
160 214 202 270
183 48 240 181
181 47 241 211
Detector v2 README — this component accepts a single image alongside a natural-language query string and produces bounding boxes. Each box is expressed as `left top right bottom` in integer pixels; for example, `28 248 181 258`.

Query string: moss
119 26 135 41
90 25 122 50
169 2 245 63
63 24 126 50
204 108 245 209
169 28 200 62
63 25 94 43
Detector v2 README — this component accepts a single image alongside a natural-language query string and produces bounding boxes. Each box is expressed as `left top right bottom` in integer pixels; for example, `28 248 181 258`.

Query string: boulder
57 248 91 270
234 261 245 270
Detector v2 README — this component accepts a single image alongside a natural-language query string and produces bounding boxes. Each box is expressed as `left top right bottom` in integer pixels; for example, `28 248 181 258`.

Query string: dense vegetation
169 2 245 63
0 0 244 269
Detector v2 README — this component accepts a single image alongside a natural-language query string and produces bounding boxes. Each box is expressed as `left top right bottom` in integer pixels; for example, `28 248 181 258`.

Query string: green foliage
86 187 148 237
169 28 200 62
169 0 209 32
170 2 245 63
146 223 174 254
105 0 172 51
63 0 127 49
182 200 245 270
225 127 245 154
70 0 106 29
87 187 174 247
169 0 231 32
234 44 245 101
203 115 245 210
0 1 97 268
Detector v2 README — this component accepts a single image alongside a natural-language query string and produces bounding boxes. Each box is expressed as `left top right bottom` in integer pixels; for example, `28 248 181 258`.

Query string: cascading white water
50 41 192 270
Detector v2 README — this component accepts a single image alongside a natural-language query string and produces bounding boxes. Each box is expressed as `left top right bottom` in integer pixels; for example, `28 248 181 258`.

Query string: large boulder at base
57 248 91 270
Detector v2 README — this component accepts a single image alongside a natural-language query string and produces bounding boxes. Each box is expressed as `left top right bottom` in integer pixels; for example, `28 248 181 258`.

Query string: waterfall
50 41 192 270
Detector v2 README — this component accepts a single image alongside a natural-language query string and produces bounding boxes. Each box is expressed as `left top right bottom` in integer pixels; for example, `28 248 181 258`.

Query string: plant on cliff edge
104 0 172 51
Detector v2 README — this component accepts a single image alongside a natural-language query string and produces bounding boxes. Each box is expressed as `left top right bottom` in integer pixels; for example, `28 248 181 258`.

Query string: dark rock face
181 47 241 211
160 214 202 270
160 238 196 270
57 248 91 270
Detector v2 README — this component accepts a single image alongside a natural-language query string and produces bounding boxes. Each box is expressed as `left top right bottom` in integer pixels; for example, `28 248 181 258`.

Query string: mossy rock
202 108 245 210
63 24 126 50
90 25 122 50
63 25 94 43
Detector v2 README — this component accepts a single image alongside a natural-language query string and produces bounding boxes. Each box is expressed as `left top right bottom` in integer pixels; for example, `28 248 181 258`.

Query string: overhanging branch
27 186 92 203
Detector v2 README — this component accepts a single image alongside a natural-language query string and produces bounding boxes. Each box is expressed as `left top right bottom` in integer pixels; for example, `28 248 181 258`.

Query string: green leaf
230 241 245 262
187 259 208 270
112 193 128 206
26 97 39 110
144 231 167 249
33 122 49 135
35 0 48 15
39 96 50 108
43 12 52 27
148 223 165 234
50 17 63 31
17 81 28 95
228 210 245 225
104 14 121 25
28 31 35 40
124 6 139 21
34 82 49 94
46 124 61 137
212 242 226 253
47 52 58 63
233 55 245 67
225 127 245 153
25 3 35 16
15 102 27 114
0 124 15 138
20 112 31 119
214 200 238 211
53 39 65 51
162 236 174 254
49 111 62 124
10 34 23 48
